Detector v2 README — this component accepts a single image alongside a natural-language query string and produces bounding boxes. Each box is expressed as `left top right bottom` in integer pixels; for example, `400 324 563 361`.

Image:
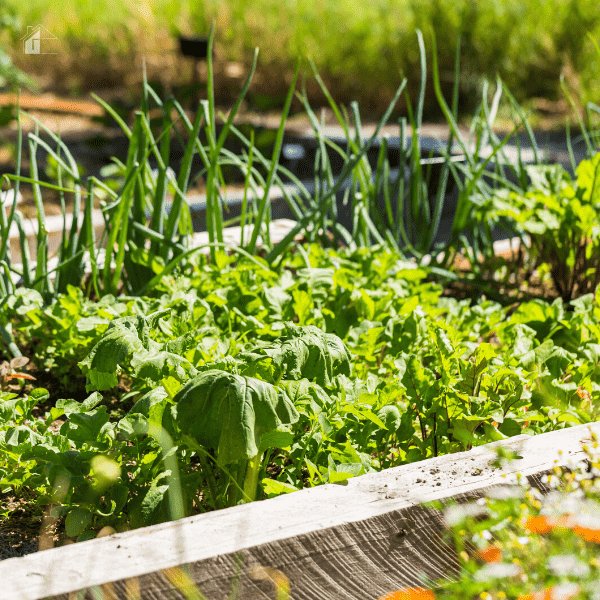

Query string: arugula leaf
261 323 351 387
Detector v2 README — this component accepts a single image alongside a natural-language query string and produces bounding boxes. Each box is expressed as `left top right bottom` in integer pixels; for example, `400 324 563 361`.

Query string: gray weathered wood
2 422 598 600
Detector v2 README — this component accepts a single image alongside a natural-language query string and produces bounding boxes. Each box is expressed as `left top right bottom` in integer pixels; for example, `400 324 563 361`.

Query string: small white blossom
474 562 521 581
501 472 519 485
444 503 487 527
571 513 600 530
486 485 526 500
550 583 580 599
547 555 590 578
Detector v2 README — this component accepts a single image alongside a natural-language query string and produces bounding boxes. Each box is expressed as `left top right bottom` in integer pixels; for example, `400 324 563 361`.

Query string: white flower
486 485 526 500
571 513 600 530
443 503 487 527
590 579 600 600
547 555 590 578
551 583 580 599
501 472 520 485
474 562 521 581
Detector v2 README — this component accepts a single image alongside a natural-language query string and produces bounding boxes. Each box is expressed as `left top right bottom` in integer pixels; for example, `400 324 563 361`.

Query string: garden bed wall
3 421 599 600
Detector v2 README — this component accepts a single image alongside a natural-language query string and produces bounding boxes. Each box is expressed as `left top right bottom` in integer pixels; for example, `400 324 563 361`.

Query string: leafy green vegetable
175 369 298 466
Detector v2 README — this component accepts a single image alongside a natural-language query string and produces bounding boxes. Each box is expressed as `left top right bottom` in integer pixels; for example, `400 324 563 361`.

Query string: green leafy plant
175 369 299 506
0 241 599 548
489 153 600 302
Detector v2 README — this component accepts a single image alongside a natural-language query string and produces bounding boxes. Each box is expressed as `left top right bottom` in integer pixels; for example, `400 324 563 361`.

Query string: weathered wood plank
2 422 598 600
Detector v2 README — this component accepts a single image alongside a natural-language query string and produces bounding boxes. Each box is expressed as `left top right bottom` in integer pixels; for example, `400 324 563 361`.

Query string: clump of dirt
0 489 66 560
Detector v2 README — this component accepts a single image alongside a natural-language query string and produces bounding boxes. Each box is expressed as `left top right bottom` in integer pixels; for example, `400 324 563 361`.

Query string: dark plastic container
178 36 210 59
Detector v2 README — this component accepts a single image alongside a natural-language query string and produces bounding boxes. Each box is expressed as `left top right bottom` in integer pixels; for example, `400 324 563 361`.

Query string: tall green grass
4 0 600 114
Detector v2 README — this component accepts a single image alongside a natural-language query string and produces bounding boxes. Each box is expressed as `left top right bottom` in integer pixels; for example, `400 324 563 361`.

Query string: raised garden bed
2 421 598 600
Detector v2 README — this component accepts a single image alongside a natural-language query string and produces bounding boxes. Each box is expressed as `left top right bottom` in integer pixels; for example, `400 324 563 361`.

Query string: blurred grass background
2 0 600 120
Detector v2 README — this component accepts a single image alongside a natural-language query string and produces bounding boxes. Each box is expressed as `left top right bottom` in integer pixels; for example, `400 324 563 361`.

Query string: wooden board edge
2 421 599 600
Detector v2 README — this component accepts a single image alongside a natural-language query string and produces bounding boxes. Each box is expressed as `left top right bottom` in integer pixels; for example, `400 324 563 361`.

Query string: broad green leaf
131 350 196 383
279 379 331 414
576 152 600 205
62 406 111 444
341 403 386 429
450 416 484 446
482 422 508 442
77 316 110 332
508 324 536 358
65 507 92 538
175 369 299 465
128 387 169 416
434 327 455 358
4 425 43 447
130 477 170 528
262 323 351 388
292 289 312 325
79 311 170 391
258 429 294 453
79 320 144 390
396 353 434 403
376 405 402 432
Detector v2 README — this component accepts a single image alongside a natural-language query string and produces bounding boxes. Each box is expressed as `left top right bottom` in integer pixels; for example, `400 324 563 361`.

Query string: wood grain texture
2 422 598 600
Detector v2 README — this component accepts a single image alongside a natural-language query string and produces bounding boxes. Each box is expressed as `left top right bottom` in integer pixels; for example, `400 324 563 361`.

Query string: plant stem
242 453 262 503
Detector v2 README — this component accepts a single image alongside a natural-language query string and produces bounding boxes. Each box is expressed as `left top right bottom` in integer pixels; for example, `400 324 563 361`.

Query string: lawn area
2 0 600 118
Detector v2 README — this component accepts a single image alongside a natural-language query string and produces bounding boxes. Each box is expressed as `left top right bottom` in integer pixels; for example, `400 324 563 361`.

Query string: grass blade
247 61 300 255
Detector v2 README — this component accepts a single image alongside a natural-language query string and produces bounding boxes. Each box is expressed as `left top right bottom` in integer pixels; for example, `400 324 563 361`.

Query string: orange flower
477 545 502 563
523 515 574 534
523 516 554 534
378 588 435 600
576 387 591 402
573 524 600 543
